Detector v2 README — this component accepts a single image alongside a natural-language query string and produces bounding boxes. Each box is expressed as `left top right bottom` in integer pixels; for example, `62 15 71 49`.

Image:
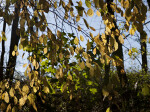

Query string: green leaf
142 84 150 96
89 88 97 94
85 0 91 8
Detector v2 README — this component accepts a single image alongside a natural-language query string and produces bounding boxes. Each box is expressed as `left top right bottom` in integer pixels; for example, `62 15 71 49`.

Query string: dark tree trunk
0 20 6 81
106 0 128 87
147 0 150 9
104 36 110 85
6 3 20 82
140 40 147 73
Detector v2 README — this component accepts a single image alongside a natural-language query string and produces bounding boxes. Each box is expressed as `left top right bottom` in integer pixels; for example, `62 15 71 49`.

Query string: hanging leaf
22 85 29 95
43 87 50 94
12 51 16 56
96 10 101 16
74 37 79 45
87 8 94 17
85 0 91 8
80 35 84 41
9 88 15 97
90 26 96 31
93 48 96 55
44 47 48 54
4 92 9 103
83 18 89 29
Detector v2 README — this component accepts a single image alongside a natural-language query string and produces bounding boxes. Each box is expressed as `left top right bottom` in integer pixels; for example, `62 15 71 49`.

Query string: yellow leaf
6 104 11 112
96 10 101 16
23 63 27 68
4 92 9 103
19 95 27 106
15 81 20 89
114 40 118 51
76 14 80 22
102 89 109 97
12 106 17 112
22 85 29 95
14 96 18 105
79 61 85 70
43 87 50 94
9 88 15 97
78 25 81 31
129 28 135 35
93 48 96 55
32 59 36 67
0 36 2 42
28 93 35 104
54 1 57 8
106 107 111 112
44 47 47 54
87 39 91 51
118 35 124 44
80 35 84 41
90 26 96 31
87 8 94 17
12 51 15 56
16 51 19 56
74 37 79 45
59 53 63 59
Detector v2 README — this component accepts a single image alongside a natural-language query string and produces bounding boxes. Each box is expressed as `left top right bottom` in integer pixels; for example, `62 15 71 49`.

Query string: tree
0 0 150 111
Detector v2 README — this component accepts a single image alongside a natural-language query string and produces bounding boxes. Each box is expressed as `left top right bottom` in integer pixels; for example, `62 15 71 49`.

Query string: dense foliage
0 0 150 111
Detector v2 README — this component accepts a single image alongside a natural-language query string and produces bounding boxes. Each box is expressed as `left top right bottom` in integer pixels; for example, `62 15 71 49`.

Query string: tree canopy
0 0 150 111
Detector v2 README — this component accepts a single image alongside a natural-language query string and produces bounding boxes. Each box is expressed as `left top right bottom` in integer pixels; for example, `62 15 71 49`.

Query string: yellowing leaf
0 36 2 42
6 104 11 112
114 41 118 51
78 25 81 31
129 28 135 35
44 47 47 54
23 63 27 68
102 89 109 99
85 0 91 8
142 84 150 96
96 10 101 16
12 106 17 112
106 107 111 112
79 61 85 70
59 53 63 59
16 51 19 56
90 26 96 31
19 95 27 106
43 87 50 94
118 35 124 44
4 92 9 103
14 96 18 105
93 48 96 55
28 93 35 104
12 51 15 56
22 85 29 95
76 14 80 22
87 8 94 17
80 35 84 41
15 81 20 89
74 37 79 45
83 18 89 29
9 88 15 97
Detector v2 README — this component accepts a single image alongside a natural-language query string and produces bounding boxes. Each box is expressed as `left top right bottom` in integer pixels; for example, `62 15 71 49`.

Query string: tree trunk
0 20 6 81
6 2 20 81
147 0 150 9
106 0 128 87
140 38 147 73
104 36 110 85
